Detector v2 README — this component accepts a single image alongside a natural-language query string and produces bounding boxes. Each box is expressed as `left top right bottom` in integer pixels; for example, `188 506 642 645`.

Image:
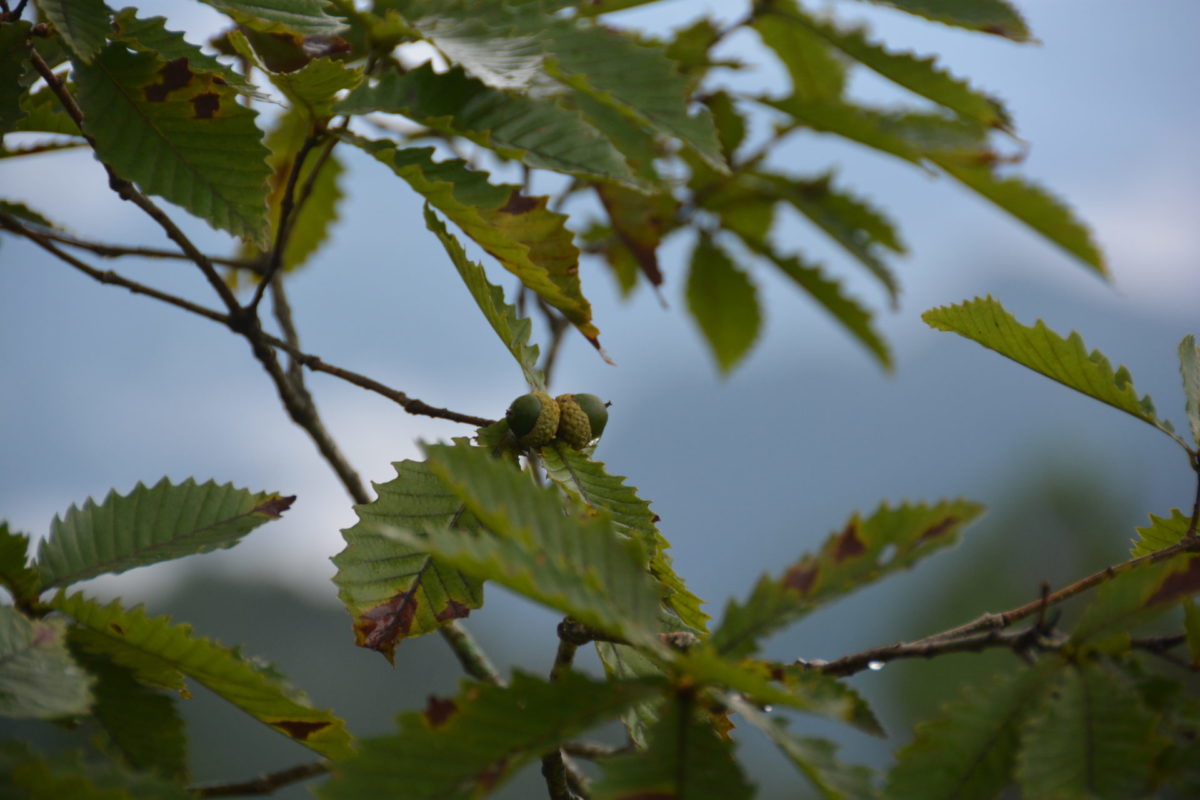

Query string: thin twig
27 228 262 270
2 215 495 428
189 761 329 797
561 741 630 761
809 625 1059 678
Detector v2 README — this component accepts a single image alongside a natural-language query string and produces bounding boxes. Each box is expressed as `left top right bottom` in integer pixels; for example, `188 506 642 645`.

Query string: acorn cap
506 392 559 446
571 393 608 439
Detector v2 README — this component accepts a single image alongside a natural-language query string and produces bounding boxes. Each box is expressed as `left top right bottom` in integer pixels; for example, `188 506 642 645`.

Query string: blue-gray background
2 1 1198 796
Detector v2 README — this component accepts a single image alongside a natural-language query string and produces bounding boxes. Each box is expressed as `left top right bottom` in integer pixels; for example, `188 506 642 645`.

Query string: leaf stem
188 760 329 797
439 619 503 685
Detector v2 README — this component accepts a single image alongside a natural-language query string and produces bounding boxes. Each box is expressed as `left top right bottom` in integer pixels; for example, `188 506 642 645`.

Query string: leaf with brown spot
595 184 679 289
332 460 485 661
36 478 292 589
711 499 983 658
1073 555 1200 651
72 44 271 245
344 136 601 350
53 592 355 760
320 671 658 800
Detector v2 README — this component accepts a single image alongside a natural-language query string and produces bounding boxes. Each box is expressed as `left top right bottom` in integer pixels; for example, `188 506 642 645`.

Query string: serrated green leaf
730 696 878 800
423 206 545 392
51 592 356 760
933 158 1105 274
0 606 92 719
36 477 293 590
705 90 747 159
197 0 347 36
1130 509 1191 557
541 443 709 632
0 522 40 606
596 642 663 749
332 460 485 662
322 671 658 800
886 661 1059 799
759 171 904 302
347 135 601 348
924 296 1183 447
747 237 892 368
398 0 724 170
679 649 883 736
574 90 662 183
0 740 192 800
785 7 1010 127
1071 555 1200 650
712 499 982 659
109 8 260 97
0 21 32 132
36 0 111 63
857 0 1032 41
73 44 272 245
1016 663 1160 799
402 442 662 648
336 64 633 185
592 693 754 800
73 649 188 780
762 96 924 165
753 1 846 102
1180 335 1200 447
687 234 761 374
230 29 361 119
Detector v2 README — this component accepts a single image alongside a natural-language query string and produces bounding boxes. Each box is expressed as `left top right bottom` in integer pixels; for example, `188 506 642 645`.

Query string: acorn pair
506 392 608 449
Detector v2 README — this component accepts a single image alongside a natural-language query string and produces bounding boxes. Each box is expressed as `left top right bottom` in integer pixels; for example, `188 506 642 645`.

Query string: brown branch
27 228 262 270
248 133 321 313
28 49 243 317
810 625 1060 678
3 215 495 428
189 761 329 797
561 741 630 761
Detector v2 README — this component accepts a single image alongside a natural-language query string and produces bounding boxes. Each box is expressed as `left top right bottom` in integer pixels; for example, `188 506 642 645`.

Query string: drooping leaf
1070 555 1200 651
332 460 485 662
1016 663 1160 799
52 592 356 760
784 7 1011 127
423 207 545 392
730 696 878 800
752 0 846 102
11 84 81 136
321 671 659 800
705 90 748 160
855 0 1032 42
229 30 362 120
679 648 883 736
592 693 754 800
0 606 92 719
886 661 1060 800
1179 335 1200 447
336 64 633 185
712 499 982 659
0 21 32 132
687 234 761 375
595 183 678 288
36 0 111 63
73 649 188 780
761 96 923 165
541 442 709 632
932 157 1105 274
1130 509 1191 557
109 8 260 97
240 106 344 271
347 135 600 348
0 740 192 800
0 522 40 607
760 171 904 302
924 297 1183 447
596 642 664 749
197 0 348 36
36 477 294 590
393 442 663 649
72 44 272 245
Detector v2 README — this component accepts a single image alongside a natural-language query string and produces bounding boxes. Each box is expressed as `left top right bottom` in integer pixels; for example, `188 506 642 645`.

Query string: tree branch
2 215 495 428
188 761 329 797
248 133 321 314
32 227 263 270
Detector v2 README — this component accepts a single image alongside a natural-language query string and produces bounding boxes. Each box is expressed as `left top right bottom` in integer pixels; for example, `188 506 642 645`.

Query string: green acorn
555 393 608 448
506 392 560 447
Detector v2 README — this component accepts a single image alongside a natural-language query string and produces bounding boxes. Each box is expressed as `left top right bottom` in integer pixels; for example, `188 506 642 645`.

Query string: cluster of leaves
1 0 1100 373
4 0 1200 799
